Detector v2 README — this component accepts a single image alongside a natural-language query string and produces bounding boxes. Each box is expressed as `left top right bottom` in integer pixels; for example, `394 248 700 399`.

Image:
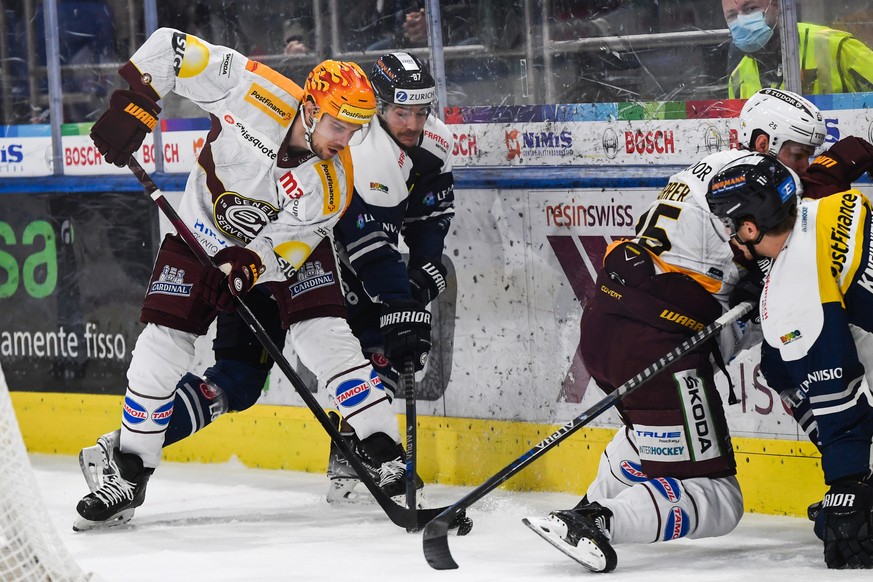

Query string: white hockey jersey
120 28 354 283
632 149 756 305
336 114 454 302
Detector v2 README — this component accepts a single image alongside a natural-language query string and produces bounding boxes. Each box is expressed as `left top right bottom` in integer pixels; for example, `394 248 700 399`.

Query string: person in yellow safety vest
721 0 873 98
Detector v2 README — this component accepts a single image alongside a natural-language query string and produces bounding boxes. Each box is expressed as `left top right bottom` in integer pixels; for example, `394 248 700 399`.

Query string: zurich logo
396 91 408 102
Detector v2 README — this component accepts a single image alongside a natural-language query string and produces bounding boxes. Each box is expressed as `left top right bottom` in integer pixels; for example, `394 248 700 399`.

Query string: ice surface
31 454 870 581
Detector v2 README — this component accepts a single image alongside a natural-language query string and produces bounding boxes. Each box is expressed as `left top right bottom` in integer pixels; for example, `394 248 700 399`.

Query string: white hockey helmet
739 88 826 155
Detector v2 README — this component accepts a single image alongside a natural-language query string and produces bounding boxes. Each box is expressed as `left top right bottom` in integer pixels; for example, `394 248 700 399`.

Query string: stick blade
423 514 459 570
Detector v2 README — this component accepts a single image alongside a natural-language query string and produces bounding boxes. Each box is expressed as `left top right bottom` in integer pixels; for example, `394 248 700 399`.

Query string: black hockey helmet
707 153 800 238
370 52 436 107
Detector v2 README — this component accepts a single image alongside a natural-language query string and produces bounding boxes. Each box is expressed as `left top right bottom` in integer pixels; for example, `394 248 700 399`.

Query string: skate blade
522 517 616 573
78 446 103 493
72 509 135 532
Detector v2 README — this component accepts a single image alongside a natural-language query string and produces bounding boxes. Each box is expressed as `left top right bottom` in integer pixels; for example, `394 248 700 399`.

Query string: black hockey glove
730 260 768 324
90 89 161 167
819 480 873 569
804 136 873 199
408 260 447 304
380 299 431 372
214 246 265 298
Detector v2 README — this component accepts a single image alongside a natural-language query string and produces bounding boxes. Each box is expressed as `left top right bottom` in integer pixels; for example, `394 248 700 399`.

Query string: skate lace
93 473 136 507
378 457 405 487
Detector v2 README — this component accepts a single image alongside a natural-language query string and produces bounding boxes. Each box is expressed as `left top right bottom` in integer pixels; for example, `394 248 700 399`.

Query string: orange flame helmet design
303 60 377 126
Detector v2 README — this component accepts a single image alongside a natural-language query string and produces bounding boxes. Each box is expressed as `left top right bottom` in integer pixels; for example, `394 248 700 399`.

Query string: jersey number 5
635 203 681 256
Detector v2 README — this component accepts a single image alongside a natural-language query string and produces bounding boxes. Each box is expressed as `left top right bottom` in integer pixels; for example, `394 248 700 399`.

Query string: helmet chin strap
300 104 318 154
735 228 766 260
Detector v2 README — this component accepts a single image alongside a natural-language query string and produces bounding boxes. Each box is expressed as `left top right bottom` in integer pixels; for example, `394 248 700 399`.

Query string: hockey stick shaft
127 158 445 529
422 300 752 569
403 359 417 530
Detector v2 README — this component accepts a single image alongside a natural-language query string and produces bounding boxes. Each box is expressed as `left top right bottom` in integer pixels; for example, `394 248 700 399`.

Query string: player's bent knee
204 359 268 412
163 373 230 447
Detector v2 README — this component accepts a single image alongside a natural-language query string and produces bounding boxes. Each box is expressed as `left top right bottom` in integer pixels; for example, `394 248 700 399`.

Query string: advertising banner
0 192 158 393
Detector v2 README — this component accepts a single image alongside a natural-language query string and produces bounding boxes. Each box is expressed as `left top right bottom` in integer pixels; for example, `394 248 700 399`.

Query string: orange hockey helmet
303 60 377 126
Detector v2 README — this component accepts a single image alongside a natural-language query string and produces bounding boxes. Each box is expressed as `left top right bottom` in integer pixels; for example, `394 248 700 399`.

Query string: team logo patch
151 402 174 426
370 352 390 368
122 397 148 425
649 477 682 502
619 460 648 483
149 265 193 297
663 506 690 540
213 191 278 244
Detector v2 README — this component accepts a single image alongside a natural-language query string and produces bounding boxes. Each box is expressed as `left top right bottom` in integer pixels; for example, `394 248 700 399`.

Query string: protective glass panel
1 0 49 125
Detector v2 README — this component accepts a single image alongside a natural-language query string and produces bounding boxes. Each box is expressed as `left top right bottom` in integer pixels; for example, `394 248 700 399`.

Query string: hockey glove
804 136 873 199
819 480 873 569
214 247 265 298
200 265 236 313
408 260 447 304
90 89 161 167
729 260 767 324
380 299 431 372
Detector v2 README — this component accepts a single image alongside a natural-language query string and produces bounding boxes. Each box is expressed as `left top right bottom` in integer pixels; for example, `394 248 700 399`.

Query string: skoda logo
396 90 408 102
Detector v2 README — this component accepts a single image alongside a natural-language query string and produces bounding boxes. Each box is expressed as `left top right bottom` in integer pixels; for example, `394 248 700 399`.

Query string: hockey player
73 28 396 529
324 51 455 502
707 152 873 569
523 88 824 572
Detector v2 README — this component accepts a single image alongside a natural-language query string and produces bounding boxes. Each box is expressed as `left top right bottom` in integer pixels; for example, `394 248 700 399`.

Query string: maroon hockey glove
408 260 447 304
90 89 161 167
818 480 873 569
380 299 431 372
804 137 873 199
200 265 236 312
213 247 265 298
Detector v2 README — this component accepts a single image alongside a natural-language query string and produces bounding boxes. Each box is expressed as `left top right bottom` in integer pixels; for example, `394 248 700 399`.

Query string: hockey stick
402 359 417 531
127 158 449 531
422 300 753 569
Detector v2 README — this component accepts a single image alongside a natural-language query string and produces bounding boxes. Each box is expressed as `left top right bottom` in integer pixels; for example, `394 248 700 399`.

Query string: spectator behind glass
723 0 873 98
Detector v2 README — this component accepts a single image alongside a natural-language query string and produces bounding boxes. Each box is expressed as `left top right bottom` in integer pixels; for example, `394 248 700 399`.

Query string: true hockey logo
149 265 193 297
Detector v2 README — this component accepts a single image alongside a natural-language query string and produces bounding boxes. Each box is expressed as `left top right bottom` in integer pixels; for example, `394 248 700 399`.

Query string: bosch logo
122 397 148 425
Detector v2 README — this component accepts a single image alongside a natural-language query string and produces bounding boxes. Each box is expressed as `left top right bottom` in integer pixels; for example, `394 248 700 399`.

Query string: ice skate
78 429 120 492
325 413 423 506
73 446 152 531
523 502 617 573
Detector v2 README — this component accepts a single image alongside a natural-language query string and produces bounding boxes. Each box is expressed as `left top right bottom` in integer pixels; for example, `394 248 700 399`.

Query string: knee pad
163 373 230 447
204 359 269 412
328 363 399 443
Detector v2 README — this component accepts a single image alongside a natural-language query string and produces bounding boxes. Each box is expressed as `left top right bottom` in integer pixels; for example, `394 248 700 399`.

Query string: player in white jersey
73 28 394 530
524 88 825 572
707 151 873 569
